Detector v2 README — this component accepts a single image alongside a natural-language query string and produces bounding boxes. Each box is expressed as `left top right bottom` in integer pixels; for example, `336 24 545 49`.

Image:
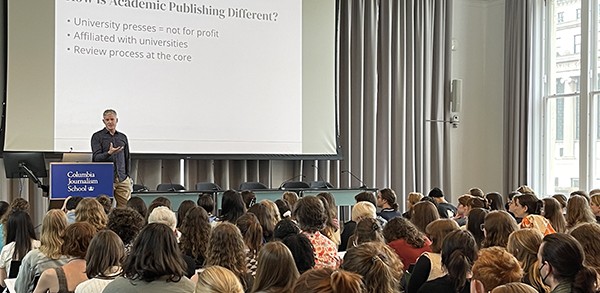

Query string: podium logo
88 186 95 191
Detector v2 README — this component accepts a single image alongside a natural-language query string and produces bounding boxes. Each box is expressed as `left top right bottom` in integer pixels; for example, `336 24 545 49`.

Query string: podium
49 162 114 199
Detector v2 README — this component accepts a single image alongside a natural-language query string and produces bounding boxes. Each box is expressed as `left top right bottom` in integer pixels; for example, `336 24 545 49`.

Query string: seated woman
0 210 40 288
471 247 523 292
179 206 211 269
506 229 547 292
74 230 125 293
292 268 364 293
16 210 70 293
205 222 252 291
538 233 597 293
481 210 519 248
342 242 404 293
195 266 244 293
102 223 195 293
511 193 555 235
346 218 384 249
33 222 96 293
251 242 300 293
383 217 432 269
339 201 377 251
417 230 478 293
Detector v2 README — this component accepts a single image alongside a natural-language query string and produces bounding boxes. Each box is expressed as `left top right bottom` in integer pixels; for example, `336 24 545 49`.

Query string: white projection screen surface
5 0 337 157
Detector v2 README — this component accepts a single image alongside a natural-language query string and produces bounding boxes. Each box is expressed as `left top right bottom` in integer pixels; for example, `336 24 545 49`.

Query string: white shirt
0 240 41 273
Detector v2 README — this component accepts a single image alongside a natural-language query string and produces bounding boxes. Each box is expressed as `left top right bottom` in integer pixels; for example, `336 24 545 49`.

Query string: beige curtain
1 0 453 220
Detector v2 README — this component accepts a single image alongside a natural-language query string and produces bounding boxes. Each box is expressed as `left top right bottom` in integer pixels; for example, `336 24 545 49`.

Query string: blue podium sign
50 162 114 199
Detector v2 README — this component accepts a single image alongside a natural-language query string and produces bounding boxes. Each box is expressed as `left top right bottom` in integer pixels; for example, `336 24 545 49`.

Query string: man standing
91 109 132 207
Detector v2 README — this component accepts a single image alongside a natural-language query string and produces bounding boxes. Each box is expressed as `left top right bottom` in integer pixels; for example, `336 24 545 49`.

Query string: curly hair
96 195 113 214
382 217 425 248
274 218 300 240
107 207 145 246
235 213 263 256
179 206 211 263
206 222 248 288
293 196 327 232
123 223 187 282
75 198 108 230
62 222 96 258
282 191 299 209
342 242 403 293
282 233 315 274
472 247 523 291
39 209 68 259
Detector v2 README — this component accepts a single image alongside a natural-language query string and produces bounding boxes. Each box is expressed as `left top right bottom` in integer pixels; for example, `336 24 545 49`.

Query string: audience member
62 196 83 224
347 218 383 249
565 195 595 232
469 187 485 197
506 229 547 292
126 196 147 219
569 223 600 286
402 192 424 219
551 194 567 213
292 267 365 293
274 199 291 219
0 210 39 287
569 190 590 203
317 192 340 245
590 194 600 222
96 195 113 215
485 192 505 211
429 187 457 218
0 201 9 252
465 196 489 215
176 200 196 229
471 247 523 292
407 219 459 293
75 198 108 231
179 206 211 269
74 230 125 293
340 201 377 251
196 266 244 293
410 201 440 233
466 208 489 248
383 217 432 269
282 191 299 210
417 230 478 293
293 196 340 269
354 191 376 207
261 200 282 228
251 242 299 293
538 233 597 293
273 218 300 240
281 233 315 274
235 213 263 276
248 202 275 241
513 193 555 235
218 190 246 224
541 197 567 233
16 210 70 293
197 193 216 223
107 207 144 254
241 190 257 209
453 194 472 226
489 282 538 293
481 210 518 248
342 242 403 293
34 222 96 293
102 223 194 292
206 222 252 290
376 188 402 221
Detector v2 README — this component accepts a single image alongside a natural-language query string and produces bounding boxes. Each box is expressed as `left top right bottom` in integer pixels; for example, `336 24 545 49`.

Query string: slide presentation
5 0 337 157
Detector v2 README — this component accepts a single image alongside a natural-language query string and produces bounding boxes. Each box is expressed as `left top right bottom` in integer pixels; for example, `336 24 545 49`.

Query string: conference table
132 188 376 222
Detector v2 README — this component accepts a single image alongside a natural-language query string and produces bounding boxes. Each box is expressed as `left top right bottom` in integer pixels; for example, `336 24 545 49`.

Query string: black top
91 128 130 181
437 202 457 218
417 275 470 293
339 220 357 251
378 208 402 221
407 254 431 293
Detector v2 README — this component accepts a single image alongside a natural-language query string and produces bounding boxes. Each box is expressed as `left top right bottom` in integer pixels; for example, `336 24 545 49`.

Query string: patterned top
302 231 340 269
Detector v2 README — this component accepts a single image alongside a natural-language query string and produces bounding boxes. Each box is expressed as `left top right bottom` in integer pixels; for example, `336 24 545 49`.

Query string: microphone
162 165 177 192
279 175 306 190
342 170 367 189
312 165 332 189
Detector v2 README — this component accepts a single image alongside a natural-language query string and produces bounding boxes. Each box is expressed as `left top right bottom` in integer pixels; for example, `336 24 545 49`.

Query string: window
558 11 565 23
577 8 581 20
574 34 581 54
556 98 564 141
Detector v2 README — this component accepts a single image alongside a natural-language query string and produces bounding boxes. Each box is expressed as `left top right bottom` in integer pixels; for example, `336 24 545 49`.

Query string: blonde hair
75 198 108 230
566 195 595 229
491 283 538 293
506 229 547 293
292 268 364 293
147 206 177 230
591 194 600 207
351 201 376 222
407 192 424 207
472 247 523 291
39 209 68 259
196 266 244 293
261 200 281 227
